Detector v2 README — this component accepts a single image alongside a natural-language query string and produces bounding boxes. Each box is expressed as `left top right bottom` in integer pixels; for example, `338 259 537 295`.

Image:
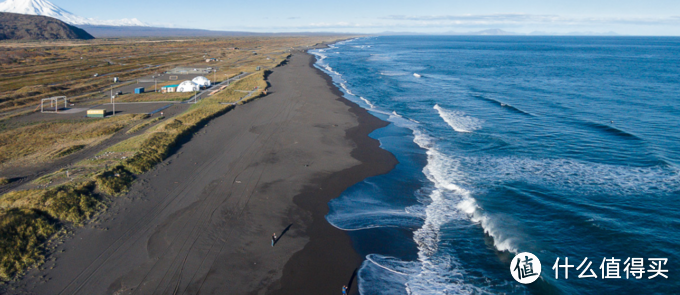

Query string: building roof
162 84 179 88
178 80 197 86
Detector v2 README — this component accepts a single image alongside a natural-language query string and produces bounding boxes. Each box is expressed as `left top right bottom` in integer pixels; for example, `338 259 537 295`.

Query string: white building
192 76 211 88
176 80 200 92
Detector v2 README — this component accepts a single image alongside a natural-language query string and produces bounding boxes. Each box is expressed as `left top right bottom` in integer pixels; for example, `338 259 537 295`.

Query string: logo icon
511 252 542 284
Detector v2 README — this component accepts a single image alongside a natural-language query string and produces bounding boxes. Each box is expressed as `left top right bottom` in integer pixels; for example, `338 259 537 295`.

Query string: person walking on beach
342 285 348 295
272 233 277 247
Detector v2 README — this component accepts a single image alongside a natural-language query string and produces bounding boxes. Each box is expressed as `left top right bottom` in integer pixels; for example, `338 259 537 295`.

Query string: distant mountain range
0 12 94 40
0 0 145 26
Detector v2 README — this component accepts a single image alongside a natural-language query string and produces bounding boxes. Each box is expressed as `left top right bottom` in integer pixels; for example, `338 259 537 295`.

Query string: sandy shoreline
268 52 398 295
4 50 397 294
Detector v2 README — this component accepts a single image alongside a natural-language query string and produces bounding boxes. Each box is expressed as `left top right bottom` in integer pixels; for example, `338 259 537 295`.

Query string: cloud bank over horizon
24 0 680 35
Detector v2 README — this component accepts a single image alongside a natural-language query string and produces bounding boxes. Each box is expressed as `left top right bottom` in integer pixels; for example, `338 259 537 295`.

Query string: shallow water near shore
313 36 680 294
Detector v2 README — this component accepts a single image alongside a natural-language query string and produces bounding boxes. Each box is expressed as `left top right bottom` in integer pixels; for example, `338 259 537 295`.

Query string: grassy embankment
0 37 321 281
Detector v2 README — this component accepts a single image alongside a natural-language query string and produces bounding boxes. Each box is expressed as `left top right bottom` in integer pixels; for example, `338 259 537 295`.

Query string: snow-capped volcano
0 0 146 26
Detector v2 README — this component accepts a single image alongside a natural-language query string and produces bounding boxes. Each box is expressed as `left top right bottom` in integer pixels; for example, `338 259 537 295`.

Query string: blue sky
57 0 680 35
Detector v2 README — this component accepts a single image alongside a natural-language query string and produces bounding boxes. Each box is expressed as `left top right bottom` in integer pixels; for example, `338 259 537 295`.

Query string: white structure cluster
176 76 211 93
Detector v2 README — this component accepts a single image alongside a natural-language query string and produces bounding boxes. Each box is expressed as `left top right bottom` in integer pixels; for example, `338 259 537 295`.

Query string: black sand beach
6 51 397 294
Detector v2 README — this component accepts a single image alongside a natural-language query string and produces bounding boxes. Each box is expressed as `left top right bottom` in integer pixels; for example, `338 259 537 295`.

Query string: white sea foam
314 52 327 61
461 156 680 196
339 83 356 96
360 253 494 295
359 255 414 295
313 42 511 293
360 96 376 108
368 54 392 61
434 104 484 133
327 209 423 231
323 65 341 76
420 149 520 254
380 71 409 76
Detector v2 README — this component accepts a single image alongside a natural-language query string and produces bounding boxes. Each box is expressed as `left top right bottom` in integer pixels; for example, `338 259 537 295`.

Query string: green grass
0 182 100 224
0 208 57 281
0 182 102 280
52 144 86 159
94 166 134 196
116 92 193 103
126 116 164 134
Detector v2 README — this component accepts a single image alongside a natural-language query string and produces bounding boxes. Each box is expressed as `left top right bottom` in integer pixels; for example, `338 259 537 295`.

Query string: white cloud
382 14 680 26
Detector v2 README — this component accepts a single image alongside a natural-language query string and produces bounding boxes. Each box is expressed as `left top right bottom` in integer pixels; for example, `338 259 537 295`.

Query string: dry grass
0 37 340 115
0 114 144 167
94 166 134 196
0 208 56 280
116 92 193 103
127 116 164 134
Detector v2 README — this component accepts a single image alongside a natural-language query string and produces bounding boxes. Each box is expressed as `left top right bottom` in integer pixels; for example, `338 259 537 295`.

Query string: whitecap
434 104 484 133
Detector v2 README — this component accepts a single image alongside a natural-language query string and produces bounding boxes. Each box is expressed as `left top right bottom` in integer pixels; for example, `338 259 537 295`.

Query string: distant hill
0 12 94 40
79 25 353 38
79 25 263 38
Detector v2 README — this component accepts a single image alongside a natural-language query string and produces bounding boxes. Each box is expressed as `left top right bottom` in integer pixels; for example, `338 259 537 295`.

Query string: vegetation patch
94 166 134 196
1 182 100 224
0 177 10 186
116 91 192 103
0 208 57 281
0 182 102 281
126 116 164 134
0 114 142 167
123 132 177 174
52 144 86 159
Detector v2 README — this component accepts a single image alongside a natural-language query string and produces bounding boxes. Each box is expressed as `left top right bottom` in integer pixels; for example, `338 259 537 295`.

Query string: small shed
161 84 179 93
87 109 107 118
134 87 145 94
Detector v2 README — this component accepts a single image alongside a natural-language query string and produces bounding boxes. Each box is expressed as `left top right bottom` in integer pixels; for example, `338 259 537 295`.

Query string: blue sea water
311 36 680 294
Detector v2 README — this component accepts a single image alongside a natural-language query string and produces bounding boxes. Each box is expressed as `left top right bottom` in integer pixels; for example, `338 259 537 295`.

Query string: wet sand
7 52 397 294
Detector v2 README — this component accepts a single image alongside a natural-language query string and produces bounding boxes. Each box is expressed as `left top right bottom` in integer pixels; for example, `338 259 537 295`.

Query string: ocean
310 36 680 294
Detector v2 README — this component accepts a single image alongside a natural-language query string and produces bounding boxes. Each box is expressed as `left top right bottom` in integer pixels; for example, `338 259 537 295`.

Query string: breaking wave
434 104 484 133
360 97 376 109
